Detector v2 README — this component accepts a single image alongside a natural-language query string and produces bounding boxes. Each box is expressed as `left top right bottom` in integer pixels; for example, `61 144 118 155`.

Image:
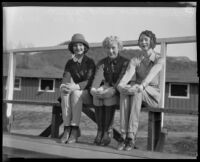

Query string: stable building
3 66 198 111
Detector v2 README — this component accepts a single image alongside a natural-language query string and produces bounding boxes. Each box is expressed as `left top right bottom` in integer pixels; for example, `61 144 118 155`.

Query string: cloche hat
68 33 89 53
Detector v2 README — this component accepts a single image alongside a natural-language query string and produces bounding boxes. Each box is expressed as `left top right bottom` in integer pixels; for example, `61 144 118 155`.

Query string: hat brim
68 39 89 54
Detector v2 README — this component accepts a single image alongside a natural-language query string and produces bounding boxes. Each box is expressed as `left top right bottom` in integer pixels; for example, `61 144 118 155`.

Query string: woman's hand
60 83 80 93
100 87 116 98
65 83 80 91
91 86 116 99
118 84 143 95
118 85 132 95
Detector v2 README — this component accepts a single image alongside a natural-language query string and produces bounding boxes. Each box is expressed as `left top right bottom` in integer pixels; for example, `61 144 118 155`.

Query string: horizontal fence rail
3 99 198 115
4 36 196 54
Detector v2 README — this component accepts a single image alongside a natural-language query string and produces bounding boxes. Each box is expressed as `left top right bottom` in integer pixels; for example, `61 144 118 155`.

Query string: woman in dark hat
60 33 96 144
90 36 129 146
117 30 164 151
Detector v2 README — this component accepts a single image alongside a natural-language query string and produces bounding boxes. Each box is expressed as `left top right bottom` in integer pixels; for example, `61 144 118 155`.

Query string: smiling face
72 43 85 56
138 34 152 52
105 42 119 59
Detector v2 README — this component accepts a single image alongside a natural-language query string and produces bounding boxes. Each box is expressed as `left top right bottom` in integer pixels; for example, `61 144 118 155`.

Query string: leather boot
60 126 71 144
101 106 116 146
67 126 79 144
94 106 104 145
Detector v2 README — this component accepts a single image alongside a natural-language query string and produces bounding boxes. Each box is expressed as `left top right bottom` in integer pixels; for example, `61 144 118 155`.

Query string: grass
10 104 198 157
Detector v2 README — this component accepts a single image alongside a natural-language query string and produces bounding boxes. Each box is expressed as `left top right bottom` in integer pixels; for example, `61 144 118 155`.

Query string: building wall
3 77 61 102
3 77 198 110
164 82 198 111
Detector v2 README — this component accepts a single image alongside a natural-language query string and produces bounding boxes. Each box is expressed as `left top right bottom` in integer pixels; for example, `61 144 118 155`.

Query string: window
169 83 190 99
14 78 21 90
5 77 21 91
39 79 55 92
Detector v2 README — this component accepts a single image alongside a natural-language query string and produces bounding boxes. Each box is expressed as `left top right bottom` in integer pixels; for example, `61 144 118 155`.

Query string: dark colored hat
68 33 89 53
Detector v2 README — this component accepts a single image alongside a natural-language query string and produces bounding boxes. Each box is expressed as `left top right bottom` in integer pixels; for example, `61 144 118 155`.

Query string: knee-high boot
94 106 105 145
101 106 116 146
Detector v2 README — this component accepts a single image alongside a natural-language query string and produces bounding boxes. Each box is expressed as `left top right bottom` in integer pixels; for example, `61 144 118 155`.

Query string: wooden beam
51 104 63 138
3 99 198 115
3 99 60 106
3 133 195 159
3 146 64 158
5 52 16 132
160 41 167 127
5 36 196 54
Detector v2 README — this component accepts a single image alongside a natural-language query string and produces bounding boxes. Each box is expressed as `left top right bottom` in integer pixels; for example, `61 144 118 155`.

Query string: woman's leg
67 90 84 143
60 92 72 143
119 94 130 138
101 105 116 146
117 94 130 150
93 96 105 145
100 95 118 146
126 86 160 150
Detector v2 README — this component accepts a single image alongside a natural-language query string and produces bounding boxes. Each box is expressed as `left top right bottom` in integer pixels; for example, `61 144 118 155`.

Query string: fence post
3 103 13 132
159 42 167 127
51 104 63 138
147 111 162 151
5 52 16 132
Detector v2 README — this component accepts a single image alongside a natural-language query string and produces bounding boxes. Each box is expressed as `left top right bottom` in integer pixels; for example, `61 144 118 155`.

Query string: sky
3 6 197 61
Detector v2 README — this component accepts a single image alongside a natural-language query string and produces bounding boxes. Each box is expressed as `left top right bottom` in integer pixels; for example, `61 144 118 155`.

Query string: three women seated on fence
59 31 164 151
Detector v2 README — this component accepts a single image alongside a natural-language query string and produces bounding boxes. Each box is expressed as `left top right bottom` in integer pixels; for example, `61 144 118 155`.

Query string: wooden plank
3 133 195 159
5 36 196 54
3 146 65 158
3 99 59 106
3 99 198 115
145 106 198 115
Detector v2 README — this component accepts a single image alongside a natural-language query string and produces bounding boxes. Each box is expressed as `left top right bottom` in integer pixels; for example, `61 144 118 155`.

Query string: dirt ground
9 104 198 157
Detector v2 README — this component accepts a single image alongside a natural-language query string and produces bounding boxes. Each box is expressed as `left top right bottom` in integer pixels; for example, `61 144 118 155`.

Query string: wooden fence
3 36 198 158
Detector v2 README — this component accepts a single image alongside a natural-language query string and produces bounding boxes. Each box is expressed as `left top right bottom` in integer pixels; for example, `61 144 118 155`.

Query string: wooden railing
3 36 197 153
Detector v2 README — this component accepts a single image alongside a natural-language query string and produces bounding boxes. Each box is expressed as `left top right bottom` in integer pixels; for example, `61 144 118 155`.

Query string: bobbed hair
138 30 157 49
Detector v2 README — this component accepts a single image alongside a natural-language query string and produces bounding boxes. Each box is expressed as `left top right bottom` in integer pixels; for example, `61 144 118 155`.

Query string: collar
143 52 157 62
108 55 120 65
72 54 84 63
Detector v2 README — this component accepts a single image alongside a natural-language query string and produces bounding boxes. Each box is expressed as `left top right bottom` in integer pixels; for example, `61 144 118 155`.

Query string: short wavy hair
138 30 157 49
102 36 123 51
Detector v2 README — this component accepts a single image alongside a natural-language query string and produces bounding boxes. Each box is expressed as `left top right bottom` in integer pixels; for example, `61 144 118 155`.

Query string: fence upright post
147 41 167 151
51 104 63 138
4 52 16 132
159 41 167 127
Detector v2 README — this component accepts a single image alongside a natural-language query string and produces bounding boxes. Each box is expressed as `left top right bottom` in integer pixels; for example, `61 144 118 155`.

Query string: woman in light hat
60 33 96 144
90 36 129 146
117 30 164 151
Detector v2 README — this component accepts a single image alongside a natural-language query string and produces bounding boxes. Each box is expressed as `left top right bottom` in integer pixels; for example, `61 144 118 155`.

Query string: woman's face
138 34 151 51
105 42 119 59
72 43 85 56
